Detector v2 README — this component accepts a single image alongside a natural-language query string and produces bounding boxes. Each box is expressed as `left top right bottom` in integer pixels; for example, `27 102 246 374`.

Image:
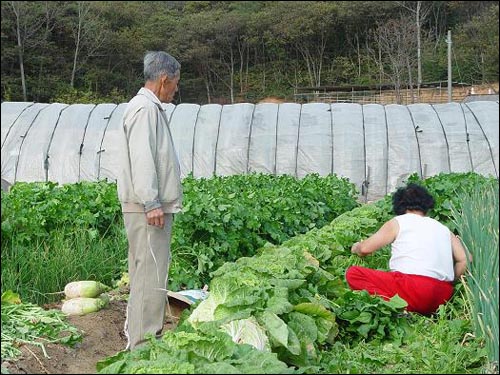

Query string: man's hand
146 207 165 228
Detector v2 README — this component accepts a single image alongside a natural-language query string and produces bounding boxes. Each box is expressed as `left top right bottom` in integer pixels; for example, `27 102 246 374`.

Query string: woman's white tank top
390 213 454 281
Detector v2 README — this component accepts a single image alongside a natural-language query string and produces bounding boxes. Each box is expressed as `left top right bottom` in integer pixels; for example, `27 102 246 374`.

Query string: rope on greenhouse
213 105 224 176
83 105 117 182
294 104 303 178
405 106 424 178
430 104 452 173
44 105 70 181
273 104 280 175
168 105 175 123
329 103 334 176
77 105 98 181
464 102 498 178
245 104 257 174
96 105 119 180
13 106 47 182
458 103 475 173
382 105 390 196
361 104 368 202
1 102 34 150
190 105 202 175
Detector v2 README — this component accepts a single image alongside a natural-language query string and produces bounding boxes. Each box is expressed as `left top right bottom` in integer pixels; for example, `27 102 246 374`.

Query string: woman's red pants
345 265 454 315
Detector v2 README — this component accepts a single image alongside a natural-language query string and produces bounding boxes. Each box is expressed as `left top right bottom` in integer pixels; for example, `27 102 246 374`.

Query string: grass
1 225 127 305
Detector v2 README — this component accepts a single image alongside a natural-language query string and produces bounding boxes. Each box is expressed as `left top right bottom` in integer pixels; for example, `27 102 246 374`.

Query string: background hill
1 1 498 104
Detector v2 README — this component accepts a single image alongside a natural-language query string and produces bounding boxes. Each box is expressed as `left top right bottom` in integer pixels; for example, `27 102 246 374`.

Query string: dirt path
1 294 184 374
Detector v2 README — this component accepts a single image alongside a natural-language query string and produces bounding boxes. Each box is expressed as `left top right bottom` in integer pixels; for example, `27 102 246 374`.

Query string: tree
370 18 418 104
4 1 45 101
34 1 61 101
66 1 106 88
211 11 249 103
269 1 338 88
174 10 219 103
337 1 398 81
397 1 432 100
0 1 497 104
453 4 499 83
180 6 251 104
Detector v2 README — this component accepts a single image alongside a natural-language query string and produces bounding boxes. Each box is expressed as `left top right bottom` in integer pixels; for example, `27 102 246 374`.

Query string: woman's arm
351 218 399 257
451 234 469 281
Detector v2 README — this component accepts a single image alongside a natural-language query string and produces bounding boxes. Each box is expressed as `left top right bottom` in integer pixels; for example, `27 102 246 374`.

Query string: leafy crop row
1 173 359 302
170 173 359 289
1 180 121 246
97 172 497 374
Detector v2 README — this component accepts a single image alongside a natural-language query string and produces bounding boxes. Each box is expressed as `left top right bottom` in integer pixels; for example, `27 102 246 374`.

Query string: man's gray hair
144 51 181 81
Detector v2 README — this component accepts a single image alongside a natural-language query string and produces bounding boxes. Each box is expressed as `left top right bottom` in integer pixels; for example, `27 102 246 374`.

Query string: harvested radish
64 281 109 299
61 294 110 316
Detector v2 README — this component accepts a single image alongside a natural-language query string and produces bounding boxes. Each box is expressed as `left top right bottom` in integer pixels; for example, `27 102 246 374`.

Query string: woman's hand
351 242 362 255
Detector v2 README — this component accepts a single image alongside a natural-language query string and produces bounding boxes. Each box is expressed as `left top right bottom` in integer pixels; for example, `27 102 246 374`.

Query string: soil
1 289 187 374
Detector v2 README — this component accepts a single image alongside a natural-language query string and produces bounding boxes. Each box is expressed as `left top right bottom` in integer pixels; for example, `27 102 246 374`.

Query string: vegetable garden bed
1 172 498 373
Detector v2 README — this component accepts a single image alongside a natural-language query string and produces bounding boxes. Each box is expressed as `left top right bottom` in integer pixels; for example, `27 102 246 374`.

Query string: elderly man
117 51 182 350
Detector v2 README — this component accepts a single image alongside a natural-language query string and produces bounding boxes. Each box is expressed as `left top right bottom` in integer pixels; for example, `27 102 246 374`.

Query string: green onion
452 181 499 372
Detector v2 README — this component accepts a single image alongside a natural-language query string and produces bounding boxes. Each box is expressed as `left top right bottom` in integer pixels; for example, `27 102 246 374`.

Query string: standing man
117 51 182 350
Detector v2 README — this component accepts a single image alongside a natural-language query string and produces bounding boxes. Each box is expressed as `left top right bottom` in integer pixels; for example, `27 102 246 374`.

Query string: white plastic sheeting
276 103 301 176
216 103 254 176
192 104 221 178
1 101 498 201
248 103 278 174
47 103 95 184
2 103 49 184
14 103 68 182
79 104 118 182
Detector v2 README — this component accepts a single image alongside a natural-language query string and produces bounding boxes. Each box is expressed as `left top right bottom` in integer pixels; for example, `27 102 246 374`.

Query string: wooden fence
293 82 499 104
294 86 470 104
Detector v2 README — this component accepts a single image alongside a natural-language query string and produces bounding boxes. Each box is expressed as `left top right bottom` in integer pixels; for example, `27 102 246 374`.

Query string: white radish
61 295 110 316
64 281 109 299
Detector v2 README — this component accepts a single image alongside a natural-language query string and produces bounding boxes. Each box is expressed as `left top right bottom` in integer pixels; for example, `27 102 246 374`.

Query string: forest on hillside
1 1 498 105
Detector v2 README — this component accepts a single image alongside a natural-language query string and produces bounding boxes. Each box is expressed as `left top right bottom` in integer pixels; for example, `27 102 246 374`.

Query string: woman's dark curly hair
392 183 435 215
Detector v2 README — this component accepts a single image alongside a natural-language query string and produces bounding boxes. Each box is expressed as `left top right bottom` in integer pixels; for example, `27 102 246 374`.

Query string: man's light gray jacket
117 87 182 213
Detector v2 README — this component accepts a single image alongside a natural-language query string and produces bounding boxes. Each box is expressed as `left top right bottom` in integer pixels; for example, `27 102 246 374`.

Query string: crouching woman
345 183 469 315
